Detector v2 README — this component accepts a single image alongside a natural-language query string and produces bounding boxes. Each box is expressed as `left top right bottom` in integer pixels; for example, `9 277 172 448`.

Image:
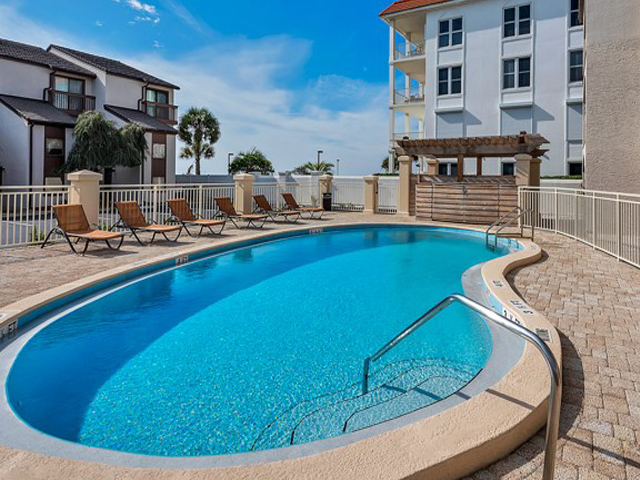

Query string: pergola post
515 154 542 187
398 155 413 216
476 156 483 176
426 157 439 175
457 154 464 182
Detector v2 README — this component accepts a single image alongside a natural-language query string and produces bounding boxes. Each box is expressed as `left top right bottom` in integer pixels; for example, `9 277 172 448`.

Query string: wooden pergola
395 132 549 181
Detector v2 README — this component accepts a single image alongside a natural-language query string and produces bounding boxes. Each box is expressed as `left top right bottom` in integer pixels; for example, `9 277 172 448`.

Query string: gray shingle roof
104 105 177 134
0 38 96 78
50 45 179 90
0 95 77 126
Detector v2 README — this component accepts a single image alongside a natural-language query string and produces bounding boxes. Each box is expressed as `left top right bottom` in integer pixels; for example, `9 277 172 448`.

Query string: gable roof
0 95 77 127
0 38 95 78
381 0 453 16
49 45 180 90
104 105 177 135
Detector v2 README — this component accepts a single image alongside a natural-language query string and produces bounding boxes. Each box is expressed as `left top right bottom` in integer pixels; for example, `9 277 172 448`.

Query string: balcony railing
46 90 96 115
394 90 425 106
393 132 424 140
394 43 425 61
140 101 178 124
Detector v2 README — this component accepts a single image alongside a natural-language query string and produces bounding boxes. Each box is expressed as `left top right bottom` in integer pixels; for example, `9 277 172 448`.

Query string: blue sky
1 0 395 174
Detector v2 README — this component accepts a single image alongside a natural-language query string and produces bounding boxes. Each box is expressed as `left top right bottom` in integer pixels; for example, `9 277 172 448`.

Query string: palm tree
178 107 220 175
293 161 334 175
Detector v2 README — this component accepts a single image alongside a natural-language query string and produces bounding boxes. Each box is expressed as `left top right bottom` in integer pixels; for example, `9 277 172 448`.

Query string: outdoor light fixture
317 150 324 167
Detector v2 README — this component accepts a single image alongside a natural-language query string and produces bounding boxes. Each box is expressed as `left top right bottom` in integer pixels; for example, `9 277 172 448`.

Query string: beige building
582 0 640 194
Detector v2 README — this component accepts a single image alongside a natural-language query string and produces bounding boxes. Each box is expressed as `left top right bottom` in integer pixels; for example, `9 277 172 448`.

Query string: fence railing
99 184 235 230
0 186 69 248
378 178 399 214
332 177 365 212
519 187 640 268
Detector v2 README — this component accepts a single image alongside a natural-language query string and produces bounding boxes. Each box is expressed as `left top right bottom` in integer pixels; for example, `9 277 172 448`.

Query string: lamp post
336 159 340 176
317 150 324 169
227 153 234 174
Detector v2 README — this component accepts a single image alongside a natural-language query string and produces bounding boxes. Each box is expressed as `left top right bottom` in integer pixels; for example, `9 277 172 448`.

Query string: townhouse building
381 0 584 177
0 38 179 186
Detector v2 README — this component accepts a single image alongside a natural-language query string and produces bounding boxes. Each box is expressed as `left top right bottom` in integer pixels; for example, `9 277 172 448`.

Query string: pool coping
0 221 561 480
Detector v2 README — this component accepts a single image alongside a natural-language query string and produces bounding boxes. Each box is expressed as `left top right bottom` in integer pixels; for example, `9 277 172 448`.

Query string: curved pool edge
0 222 561 480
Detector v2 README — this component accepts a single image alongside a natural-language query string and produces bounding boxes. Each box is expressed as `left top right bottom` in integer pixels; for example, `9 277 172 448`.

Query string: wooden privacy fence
416 182 518 224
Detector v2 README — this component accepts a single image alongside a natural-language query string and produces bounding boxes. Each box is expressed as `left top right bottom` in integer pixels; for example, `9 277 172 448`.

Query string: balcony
140 101 178 124
394 42 425 61
394 90 425 106
393 132 424 140
46 89 96 115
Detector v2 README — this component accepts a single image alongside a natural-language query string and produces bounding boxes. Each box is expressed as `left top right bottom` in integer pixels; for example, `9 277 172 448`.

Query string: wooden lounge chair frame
167 198 226 237
281 193 324 219
252 195 301 223
42 204 125 255
214 197 267 229
112 201 182 245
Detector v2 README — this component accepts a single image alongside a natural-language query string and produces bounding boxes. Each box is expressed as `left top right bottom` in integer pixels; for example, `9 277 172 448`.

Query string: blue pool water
6 227 512 457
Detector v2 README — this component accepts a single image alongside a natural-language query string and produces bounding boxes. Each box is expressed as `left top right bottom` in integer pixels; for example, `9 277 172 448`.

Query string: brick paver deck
1 214 639 479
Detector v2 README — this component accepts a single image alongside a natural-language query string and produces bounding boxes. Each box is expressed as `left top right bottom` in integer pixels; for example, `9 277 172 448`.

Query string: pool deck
0 212 639 480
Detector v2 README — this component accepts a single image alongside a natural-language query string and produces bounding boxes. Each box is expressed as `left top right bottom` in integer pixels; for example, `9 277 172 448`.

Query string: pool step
251 358 475 451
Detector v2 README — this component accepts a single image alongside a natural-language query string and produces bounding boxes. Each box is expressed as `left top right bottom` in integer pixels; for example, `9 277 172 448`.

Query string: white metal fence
520 187 640 268
331 177 365 212
378 177 399 214
0 186 69 248
99 184 235 230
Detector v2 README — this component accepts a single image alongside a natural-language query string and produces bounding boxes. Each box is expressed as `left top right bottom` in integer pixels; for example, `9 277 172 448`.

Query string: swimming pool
5 226 515 458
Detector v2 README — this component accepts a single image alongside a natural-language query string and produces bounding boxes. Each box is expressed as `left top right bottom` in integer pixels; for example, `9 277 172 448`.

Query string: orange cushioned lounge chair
167 198 226 237
214 197 267 229
114 201 182 245
252 195 301 223
42 204 124 255
281 193 324 219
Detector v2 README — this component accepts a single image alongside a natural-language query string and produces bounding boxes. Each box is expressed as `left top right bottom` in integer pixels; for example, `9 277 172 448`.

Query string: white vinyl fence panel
520 187 640 268
378 177 399 214
331 177 365 212
0 186 69 248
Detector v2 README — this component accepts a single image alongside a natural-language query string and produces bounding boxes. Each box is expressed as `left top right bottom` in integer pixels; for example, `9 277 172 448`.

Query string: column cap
233 173 255 181
364 175 379 182
67 170 103 182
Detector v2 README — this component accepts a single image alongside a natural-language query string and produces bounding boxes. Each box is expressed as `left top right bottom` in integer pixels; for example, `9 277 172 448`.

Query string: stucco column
68 170 103 225
398 155 413 216
426 158 440 176
364 176 379 214
234 174 254 214
319 175 333 195
515 154 542 187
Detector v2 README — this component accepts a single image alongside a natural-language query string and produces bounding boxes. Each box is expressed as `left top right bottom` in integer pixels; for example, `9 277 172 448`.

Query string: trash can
322 193 332 212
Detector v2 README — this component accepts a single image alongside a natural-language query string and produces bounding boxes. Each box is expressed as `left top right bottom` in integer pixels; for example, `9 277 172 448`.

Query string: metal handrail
485 206 534 249
361 294 561 480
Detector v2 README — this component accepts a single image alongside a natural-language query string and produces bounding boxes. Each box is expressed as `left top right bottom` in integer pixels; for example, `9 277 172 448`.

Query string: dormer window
146 88 169 105
52 75 86 112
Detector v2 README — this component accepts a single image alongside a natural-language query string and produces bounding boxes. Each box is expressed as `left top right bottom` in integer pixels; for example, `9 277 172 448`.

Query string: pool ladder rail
485 206 535 250
362 294 561 480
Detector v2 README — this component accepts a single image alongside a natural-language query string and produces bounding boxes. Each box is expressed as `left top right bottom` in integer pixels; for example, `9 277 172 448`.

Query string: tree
65 111 147 184
229 148 274 175
380 156 400 172
293 161 334 175
178 107 220 175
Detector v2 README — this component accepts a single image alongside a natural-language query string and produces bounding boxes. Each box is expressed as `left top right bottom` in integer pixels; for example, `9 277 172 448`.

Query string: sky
0 0 395 175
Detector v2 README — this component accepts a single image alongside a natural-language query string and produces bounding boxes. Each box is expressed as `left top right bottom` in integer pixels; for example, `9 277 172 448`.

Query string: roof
49 45 180 90
381 0 453 16
0 95 77 126
0 38 95 78
104 105 177 134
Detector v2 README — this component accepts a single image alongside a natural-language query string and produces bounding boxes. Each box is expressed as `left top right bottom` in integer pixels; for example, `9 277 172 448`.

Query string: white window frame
569 0 581 28
438 17 464 49
502 56 532 90
569 49 584 84
437 65 463 97
503 4 532 39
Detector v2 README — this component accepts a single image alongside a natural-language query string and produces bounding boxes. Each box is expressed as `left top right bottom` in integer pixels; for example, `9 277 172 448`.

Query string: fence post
398 155 413 216
152 184 159 222
198 184 204 218
364 176 379 214
617 194 622 258
234 174 254 214
68 170 102 225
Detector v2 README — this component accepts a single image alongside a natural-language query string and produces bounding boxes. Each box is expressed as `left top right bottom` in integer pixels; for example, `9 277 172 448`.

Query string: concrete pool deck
0 212 638 479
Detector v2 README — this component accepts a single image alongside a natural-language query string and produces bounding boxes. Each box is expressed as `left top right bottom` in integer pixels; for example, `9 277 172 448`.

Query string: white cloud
95 20 104 27
0 5 388 175
159 0 212 36
125 0 157 15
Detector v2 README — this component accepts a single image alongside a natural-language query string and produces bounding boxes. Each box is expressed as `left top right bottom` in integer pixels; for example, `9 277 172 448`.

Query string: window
146 88 169 104
568 162 583 176
152 143 166 159
569 50 583 83
46 138 64 156
504 5 531 38
54 76 84 94
438 163 449 176
438 66 462 96
438 18 463 48
503 57 531 89
52 76 85 111
502 162 516 176
570 0 581 27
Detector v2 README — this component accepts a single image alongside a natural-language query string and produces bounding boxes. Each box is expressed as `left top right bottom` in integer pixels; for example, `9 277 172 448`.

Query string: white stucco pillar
364 176 379 214
319 175 333 195
398 155 413 216
234 174 254 214
68 170 103 225
515 154 542 187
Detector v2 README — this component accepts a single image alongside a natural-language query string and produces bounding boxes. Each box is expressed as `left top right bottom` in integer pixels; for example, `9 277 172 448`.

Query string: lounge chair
114 201 182 245
281 193 324 219
167 198 226 237
214 197 267 229
42 204 124 255
253 195 301 223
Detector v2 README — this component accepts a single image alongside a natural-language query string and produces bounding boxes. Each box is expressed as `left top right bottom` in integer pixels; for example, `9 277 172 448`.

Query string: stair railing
485 206 534 249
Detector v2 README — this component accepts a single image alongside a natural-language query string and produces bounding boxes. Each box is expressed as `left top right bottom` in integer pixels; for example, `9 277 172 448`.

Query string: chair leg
41 228 58 249
106 236 125 251
183 223 193 237
64 233 79 254
81 239 91 255
130 229 145 245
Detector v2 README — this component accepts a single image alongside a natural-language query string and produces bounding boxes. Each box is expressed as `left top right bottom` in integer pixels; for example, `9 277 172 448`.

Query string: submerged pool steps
251 358 476 451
